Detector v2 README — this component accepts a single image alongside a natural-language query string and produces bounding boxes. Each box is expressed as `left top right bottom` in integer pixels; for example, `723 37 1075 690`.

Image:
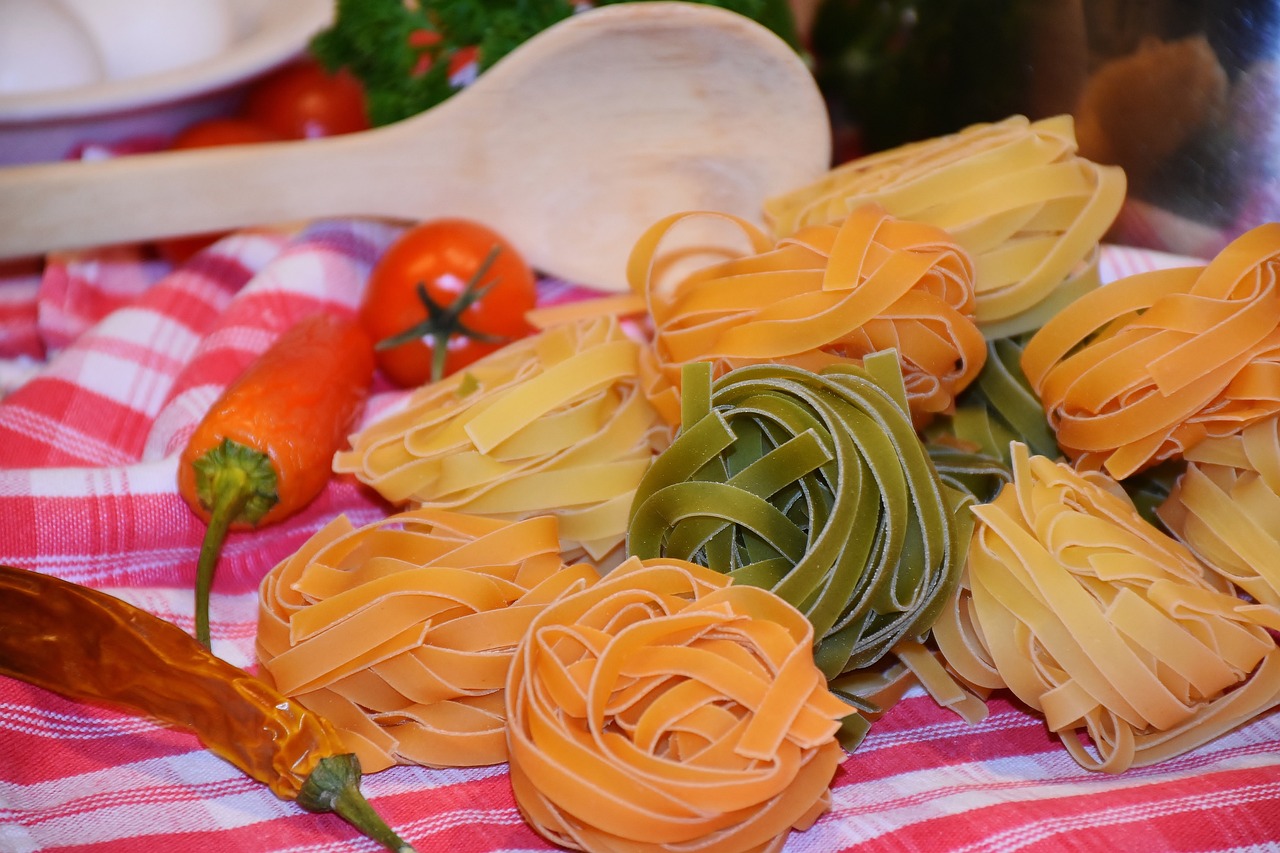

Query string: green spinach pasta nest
626 352 973 707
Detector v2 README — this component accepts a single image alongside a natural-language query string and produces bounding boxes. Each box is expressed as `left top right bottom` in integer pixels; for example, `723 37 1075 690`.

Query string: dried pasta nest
626 353 971 743
627 202 986 427
1021 222 1280 479
764 114 1126 338
1159 414 1280 610
934 443 1280 773
256 507 599 772
505 556 851 853
334 315 670 562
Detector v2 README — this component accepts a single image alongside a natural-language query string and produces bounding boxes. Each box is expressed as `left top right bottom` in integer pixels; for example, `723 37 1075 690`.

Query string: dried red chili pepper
0 563 415 852
178 312 375 647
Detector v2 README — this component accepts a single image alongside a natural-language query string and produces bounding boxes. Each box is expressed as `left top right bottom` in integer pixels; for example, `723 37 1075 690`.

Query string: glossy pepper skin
0 564 414 852
178 312 375 647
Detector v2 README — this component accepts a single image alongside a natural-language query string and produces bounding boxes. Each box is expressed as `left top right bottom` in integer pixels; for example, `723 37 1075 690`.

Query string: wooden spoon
0 2 830 291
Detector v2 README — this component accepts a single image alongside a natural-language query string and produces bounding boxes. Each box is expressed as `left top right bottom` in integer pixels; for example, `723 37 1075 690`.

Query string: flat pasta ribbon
626 202 986 427
505 556 852 853
626 354 971 744
923 335 1051 505
1021 222 1280 480
933 443 1280 773
256 507 600 772
334 316 670 561
1159 414 1280 610
764 115 1126 337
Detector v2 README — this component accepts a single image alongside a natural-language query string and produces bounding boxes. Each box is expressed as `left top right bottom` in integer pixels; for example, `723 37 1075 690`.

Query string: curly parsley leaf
310 0 799 127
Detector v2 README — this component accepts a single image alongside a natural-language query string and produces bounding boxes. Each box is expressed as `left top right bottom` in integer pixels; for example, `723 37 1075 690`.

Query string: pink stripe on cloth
0 236 280 468
37 246 169 353
0 261 43 361
2 237 1279 853
143 219 401 460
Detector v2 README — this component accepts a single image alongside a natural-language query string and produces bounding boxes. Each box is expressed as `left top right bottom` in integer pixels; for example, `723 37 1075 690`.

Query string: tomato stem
374 243 510 383
191 438 280 647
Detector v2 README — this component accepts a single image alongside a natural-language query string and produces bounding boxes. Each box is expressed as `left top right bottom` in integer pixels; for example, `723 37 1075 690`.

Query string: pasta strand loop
505 556 851 853
764 115 1125 336
935 444 1280 773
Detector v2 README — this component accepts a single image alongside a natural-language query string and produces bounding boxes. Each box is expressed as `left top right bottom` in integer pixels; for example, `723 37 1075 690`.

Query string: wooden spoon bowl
0 2 831 291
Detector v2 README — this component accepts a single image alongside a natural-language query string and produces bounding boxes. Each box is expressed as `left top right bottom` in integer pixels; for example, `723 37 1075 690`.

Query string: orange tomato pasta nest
256 506 599 772
933 443 1280 773
334 315 669 562
1159 414 1280 611
764 115 1126 338
506 556 853 853
1021 222 1280 480
625 202 987 427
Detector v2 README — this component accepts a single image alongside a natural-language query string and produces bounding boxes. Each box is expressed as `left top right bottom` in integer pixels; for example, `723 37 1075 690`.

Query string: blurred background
799 0 1280 258
3 0 1278 260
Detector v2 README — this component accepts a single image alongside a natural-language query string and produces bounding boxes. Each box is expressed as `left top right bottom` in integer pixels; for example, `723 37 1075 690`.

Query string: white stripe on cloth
0 404 137 466
0 703 161 740
0 752 294 847
951 780 1280 853
795 716 1280 850
10 456 178 499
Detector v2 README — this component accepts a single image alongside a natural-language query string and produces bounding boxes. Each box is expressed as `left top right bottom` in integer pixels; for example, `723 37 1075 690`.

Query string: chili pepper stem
298 754 417 853
193 489 240 648
191 438 281 648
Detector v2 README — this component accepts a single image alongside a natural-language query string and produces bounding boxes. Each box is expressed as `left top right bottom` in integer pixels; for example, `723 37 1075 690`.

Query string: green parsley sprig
311 0 799 127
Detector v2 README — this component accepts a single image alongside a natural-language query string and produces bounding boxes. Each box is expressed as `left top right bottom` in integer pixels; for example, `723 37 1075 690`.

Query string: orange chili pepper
0 564 414 852
178 312 375 647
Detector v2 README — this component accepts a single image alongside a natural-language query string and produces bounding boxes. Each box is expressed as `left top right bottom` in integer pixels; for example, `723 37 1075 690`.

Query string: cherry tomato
243 58 370 140
156 118 285 265
359 219 537 387
170 117 283 149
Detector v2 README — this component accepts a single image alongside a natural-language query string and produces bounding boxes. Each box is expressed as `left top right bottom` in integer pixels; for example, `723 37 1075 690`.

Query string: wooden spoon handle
0 133 392 259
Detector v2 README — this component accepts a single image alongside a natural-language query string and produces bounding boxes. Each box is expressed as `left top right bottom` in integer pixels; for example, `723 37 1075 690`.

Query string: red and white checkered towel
1 228 1278 853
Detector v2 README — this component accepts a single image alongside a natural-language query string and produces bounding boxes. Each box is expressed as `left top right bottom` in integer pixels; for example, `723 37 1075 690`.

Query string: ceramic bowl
0 0 332 166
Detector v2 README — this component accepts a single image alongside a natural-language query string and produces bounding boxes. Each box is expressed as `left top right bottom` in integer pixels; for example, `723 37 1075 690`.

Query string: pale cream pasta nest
933 443 1280 773
334 315 671 562
1159 414 1280 611
764 115 1126 338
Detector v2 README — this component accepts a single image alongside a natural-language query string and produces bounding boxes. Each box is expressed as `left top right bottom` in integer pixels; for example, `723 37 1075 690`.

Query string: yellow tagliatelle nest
764 115 1126 337
933 444 1280 773
627 203 986 426
256 507 600 772
505 557 853 853
1021 222 1280 480
1159 414 1280 610
334 316 669 561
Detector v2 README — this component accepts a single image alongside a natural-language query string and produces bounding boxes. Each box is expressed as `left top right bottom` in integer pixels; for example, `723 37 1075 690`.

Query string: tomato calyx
374 243 510 384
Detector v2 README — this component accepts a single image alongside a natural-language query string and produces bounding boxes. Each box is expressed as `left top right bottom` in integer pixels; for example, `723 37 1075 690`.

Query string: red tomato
243 58 370 140
156 118 285 264
360 219 537 387
171 117 283 149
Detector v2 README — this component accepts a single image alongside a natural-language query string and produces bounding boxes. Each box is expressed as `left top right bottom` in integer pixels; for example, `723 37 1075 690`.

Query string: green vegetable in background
809 0 1032 153
311 0 801 128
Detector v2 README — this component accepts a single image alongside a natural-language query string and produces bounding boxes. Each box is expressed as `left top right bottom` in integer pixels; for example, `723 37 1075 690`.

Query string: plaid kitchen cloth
0 224 1277 853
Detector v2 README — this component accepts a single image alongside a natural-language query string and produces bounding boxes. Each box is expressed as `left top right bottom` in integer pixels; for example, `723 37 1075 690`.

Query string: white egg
0 0 105 95
59 0 234 82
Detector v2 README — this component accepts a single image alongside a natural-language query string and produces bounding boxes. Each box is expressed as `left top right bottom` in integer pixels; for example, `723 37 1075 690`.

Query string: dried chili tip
0 564 415 853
